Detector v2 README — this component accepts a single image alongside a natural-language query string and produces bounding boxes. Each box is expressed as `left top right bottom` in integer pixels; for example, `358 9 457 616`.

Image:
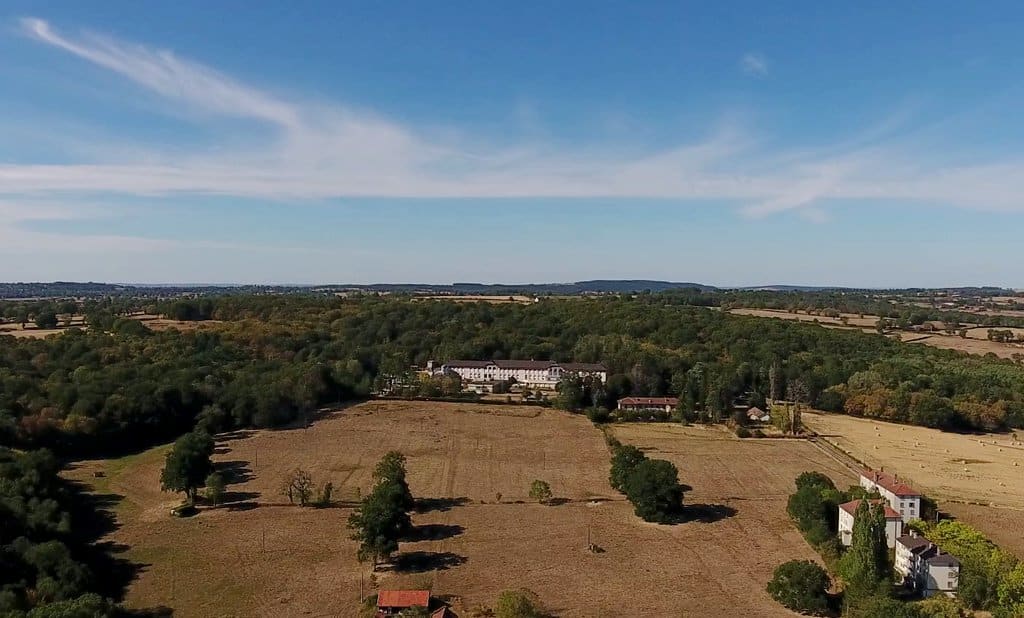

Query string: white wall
838 509 855 546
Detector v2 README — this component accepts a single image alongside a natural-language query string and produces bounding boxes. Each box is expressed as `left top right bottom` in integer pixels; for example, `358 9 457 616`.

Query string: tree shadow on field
681 503 738 523
215 429 254 444
402 523 465 542
392 551 467 573
415 496 470 513
63 481 143 602
126 606 175 617
216 460 255 485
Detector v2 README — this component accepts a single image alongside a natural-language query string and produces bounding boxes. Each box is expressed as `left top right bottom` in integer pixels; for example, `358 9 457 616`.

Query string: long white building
860 469 922 523
838 499 904 548
436 359 607 389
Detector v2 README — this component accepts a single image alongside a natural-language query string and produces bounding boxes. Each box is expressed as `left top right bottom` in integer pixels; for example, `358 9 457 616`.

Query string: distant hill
0 280 1015 300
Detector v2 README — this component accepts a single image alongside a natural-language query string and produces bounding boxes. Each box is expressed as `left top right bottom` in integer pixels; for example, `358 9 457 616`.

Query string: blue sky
2 2 1024 286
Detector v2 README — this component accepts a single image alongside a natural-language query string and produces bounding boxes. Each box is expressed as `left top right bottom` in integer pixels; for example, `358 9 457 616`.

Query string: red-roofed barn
377 590 430 617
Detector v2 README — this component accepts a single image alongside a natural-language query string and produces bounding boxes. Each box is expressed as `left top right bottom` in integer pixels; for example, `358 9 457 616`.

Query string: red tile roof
839 498 902 519
862 469 920 497
619 397 679 406
377 590 430 609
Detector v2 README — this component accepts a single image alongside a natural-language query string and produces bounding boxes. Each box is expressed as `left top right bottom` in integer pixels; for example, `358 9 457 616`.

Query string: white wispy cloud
740 52 769 77
5 17 1024 228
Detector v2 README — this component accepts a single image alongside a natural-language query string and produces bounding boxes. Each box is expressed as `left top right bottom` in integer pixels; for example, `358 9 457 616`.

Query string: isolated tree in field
766 560 830 615
529 480 552 504
281 468 315 506
347 452 414 567
495 588 545 618
205 471 226 505
160 431 214 503
373 451 413 511
623 458 683 523
34 310 58 329
609 444 646 493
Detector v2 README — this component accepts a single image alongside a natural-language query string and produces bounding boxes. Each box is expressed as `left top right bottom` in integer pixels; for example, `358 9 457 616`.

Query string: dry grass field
730 307 1024 359
729 307 878 331
129 314 224 331
413 295 537 304
802 412 1024 556
0 315 86 338
904 333 1024 359
62 401 853 617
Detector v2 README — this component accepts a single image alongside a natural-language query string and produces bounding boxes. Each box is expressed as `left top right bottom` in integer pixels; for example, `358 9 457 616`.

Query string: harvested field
63 401 843 617
803 412 1024 554
413 295 537 304
730 307 1024 358
943 503 1024 558
729 307 878 330
0 324 72 338
607 423 857 614
905 333 1024 359
130 313 224 331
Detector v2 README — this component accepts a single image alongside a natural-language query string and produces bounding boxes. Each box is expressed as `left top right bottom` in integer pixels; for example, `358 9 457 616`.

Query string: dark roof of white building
442 359 606 371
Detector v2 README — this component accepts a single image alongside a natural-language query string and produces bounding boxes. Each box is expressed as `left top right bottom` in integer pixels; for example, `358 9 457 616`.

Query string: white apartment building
838 499 904 548
896 534 960 598
436 359 607 389
860 470 922 523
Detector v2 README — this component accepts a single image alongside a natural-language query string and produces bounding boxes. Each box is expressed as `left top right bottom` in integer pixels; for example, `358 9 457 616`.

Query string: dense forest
3 294 1024 457
3 292 1024 614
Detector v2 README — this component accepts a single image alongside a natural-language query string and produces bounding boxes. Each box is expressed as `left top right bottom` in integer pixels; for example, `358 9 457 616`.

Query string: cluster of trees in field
608 441 684 523
0 448 118 616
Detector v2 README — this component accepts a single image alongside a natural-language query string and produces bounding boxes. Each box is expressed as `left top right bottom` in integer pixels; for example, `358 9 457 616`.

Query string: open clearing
730 307 1024 359
803 412 1024 556
63 401 853 617
729 307 879 331
413 295 537 304
905 333 1024 359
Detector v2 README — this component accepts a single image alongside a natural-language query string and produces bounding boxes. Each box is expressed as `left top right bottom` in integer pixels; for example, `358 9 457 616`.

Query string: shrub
735 426 752 438
766 560 830 615
529 479 552 504
495 588 545 618
586 407 611 423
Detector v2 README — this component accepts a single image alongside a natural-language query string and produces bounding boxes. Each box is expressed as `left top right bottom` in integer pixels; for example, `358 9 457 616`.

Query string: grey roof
925 553 960 567
442 360 606 372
